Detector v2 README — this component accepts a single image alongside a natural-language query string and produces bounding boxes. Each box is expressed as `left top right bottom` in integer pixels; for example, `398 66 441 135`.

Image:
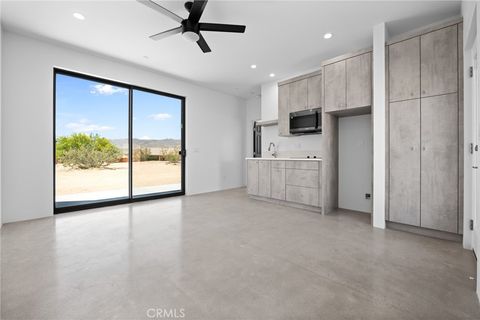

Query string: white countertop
245 157 322 161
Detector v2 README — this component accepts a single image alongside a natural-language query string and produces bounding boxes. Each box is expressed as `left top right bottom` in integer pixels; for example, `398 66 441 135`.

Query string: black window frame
53 68 186 214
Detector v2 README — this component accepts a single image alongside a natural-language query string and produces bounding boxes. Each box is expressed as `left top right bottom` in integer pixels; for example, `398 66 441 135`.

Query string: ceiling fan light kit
138 0 246 53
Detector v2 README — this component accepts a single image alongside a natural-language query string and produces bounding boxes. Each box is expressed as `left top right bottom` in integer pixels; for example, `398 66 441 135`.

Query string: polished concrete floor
1 188 479 319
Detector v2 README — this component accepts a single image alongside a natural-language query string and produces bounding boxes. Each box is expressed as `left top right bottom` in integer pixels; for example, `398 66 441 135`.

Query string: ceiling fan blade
137 0 183 24
188 0 208 25
149 26 183 40
199 23 246 33
197 33 211 53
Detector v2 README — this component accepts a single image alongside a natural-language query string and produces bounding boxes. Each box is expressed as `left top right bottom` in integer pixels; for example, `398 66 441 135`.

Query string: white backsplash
261 125 322 159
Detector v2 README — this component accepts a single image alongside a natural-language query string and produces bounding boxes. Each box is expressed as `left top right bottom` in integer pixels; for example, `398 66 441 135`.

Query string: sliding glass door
54 69 185 213
132 89 183 197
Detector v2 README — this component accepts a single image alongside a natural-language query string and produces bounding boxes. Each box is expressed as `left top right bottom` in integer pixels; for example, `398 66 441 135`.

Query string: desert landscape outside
55 72 183 207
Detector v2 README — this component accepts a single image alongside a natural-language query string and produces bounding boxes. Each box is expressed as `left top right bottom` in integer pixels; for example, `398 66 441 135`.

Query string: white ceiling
1 0 461 98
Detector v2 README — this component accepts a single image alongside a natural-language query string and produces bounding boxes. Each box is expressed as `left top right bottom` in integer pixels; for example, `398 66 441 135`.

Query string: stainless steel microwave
289 108 322 134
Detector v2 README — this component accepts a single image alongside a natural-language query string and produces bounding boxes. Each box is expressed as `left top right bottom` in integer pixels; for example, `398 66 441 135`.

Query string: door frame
53 68 186 214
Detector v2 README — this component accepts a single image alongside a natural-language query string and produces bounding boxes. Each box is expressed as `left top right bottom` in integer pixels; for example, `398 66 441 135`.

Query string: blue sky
55 74 182 140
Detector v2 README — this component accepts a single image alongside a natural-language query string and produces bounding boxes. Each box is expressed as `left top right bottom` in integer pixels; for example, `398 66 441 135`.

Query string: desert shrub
165 146 181 164
56 133 122 169
159 148 170 161
133 147 151 162
147 155 160 161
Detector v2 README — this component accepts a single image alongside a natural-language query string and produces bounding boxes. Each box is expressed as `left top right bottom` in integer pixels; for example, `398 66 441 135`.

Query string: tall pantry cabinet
387 22 463 234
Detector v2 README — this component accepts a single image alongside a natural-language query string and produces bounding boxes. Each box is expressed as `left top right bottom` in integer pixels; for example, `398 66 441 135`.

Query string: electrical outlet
365 193 371 199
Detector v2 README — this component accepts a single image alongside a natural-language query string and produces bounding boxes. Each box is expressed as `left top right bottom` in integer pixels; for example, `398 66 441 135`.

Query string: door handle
474 166 479 169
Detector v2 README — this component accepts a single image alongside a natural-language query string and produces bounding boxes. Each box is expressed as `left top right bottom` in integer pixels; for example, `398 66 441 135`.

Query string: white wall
260 81 322 158
338 115 372 213
461 0 480 298
0 3 2 228
372 23 387 229
2 31 245 223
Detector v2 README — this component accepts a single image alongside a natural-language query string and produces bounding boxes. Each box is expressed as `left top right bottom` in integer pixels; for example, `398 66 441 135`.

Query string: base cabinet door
286 185 319 207
247 160 259 195
271 167 286 200
258 160 271 198
389 99 421 226
278 84 290 136
420 94 458 233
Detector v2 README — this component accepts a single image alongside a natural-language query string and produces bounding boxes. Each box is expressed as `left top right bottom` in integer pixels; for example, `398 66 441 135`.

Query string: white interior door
472 43 479 253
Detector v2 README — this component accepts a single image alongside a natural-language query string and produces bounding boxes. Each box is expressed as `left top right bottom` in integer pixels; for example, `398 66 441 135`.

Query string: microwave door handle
315 111 319 129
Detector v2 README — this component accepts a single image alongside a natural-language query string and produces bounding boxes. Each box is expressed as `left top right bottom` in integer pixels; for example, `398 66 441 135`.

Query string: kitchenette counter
245 157 322 161
246 158 323 213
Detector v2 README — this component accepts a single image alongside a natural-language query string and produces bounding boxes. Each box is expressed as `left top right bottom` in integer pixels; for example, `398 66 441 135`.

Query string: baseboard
386 221 462 242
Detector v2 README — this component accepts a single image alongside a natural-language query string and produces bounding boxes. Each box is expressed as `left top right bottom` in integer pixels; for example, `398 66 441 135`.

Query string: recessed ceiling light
269 73 275 77
250 64 257 69
323 33 333 39
73 13 85 20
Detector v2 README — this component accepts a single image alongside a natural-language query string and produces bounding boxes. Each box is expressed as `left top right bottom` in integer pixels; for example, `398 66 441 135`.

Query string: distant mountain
110 138 181 149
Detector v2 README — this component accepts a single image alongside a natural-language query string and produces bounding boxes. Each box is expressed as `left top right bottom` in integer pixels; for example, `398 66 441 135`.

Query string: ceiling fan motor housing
181 19 200 42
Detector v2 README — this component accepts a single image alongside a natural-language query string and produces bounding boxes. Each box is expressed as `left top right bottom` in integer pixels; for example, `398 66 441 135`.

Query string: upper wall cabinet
324 60 346 112
289 79 308 112
307 75 322 109
277 71 322 136
389 24 458 102
420 24 458 97
278 84 290 137
389 37 420 102
323 51 372 115
346 52 372 109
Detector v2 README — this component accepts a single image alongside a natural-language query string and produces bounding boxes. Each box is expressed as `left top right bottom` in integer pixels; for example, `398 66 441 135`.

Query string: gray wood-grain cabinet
278 84 290 136
323 51 372 114
271 161 286 200
277 72 322 136
324 60 346 112
307 74 322 109
421 24 458 97
258 160 271 198
389 99 421 226
247 160 258 195
387 21 462 234
389 37 420 102
289 79 308 112
346 52 372 109
246 159 322 210
286 185 319 207
420 93 458 233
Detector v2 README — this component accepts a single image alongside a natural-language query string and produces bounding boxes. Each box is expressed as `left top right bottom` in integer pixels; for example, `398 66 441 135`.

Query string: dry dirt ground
56 161 181 195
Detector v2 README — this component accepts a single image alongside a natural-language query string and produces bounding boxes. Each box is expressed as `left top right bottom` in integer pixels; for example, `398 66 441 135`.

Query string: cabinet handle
422 146 426 151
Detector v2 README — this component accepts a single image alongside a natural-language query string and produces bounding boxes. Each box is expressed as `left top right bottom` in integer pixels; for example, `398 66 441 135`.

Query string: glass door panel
55 73 129 209
132 89 183 197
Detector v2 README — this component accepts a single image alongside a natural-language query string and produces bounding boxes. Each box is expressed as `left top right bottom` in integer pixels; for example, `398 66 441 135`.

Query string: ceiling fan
137 0 246 53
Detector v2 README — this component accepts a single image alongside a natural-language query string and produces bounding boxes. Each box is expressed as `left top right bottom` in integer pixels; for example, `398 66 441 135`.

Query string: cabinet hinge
470 219 474 231
470 66 474 78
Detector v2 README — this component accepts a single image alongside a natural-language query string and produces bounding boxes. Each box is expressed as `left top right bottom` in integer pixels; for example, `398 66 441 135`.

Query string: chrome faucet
268 142 278 158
